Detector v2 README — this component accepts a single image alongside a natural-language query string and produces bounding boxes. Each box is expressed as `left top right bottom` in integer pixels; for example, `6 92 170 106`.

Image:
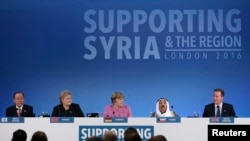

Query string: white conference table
0 117 249 141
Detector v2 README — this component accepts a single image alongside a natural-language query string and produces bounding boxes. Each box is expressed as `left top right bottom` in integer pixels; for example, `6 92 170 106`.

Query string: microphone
113 111 115 117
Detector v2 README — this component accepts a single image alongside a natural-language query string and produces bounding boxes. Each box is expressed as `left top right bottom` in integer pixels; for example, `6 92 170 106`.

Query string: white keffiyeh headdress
155 98 174 117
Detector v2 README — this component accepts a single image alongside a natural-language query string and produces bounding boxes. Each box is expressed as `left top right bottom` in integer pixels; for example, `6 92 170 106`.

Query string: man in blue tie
202 88 236 117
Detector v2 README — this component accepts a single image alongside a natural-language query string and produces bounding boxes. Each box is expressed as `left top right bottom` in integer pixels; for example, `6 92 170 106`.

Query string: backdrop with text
0 0 249 117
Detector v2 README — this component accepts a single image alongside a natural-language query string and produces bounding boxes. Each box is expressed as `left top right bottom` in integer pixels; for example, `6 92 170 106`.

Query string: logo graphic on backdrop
83 9 241 60
79 126 154 141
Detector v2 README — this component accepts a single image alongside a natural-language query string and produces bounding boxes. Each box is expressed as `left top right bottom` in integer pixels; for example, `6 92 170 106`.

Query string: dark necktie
216 106 220 117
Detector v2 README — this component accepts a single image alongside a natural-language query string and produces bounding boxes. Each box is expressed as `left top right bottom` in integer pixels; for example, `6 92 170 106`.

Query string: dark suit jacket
51 103 85 117
6 104 34 117
202 102 236 117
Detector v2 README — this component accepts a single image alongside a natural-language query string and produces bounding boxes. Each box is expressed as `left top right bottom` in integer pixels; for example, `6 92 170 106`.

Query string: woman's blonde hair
59 90 71 103
111 91 124 103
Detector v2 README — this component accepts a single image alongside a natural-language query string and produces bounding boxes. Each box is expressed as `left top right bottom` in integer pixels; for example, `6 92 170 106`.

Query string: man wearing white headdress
153 98 176 117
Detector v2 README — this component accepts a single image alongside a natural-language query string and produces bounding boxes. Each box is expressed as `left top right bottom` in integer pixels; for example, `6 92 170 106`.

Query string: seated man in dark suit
6 91 34 117
51 90 85 117
202 88 236 117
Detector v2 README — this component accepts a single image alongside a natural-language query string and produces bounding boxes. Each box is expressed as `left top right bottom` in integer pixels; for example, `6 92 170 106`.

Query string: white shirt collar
16 105 23 110
215 103 222 108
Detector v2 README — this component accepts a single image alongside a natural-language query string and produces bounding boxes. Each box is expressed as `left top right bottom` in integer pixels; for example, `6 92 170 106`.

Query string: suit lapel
22 106 26 116
210 105 215 117
221 105 227 116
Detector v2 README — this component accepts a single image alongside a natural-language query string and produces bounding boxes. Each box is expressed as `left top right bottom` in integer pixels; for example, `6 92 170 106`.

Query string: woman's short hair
111 91 124 104
31 131 48 141
103 131 117 141
59 90 71 103
12 129 27 141
86 136 103 141
148 135 167 141
124 127 142 141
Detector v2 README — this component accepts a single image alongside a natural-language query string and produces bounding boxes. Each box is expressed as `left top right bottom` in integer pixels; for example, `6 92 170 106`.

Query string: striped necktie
17 109 22 117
